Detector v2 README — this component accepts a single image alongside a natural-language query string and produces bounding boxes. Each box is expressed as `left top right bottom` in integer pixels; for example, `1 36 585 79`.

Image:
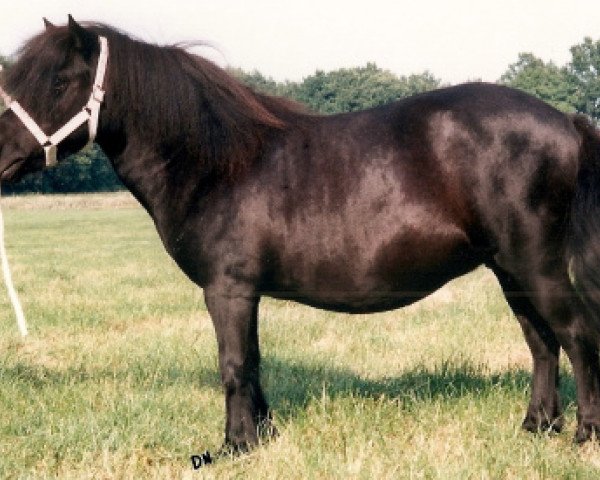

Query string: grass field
0 193 599 479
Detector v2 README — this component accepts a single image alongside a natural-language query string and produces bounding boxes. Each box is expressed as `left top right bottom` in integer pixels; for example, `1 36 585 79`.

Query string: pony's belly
262 239 483 314
264 263 471 314
268 289 429 314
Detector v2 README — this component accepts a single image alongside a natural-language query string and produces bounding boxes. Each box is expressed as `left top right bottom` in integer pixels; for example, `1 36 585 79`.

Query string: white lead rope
0 187 27 336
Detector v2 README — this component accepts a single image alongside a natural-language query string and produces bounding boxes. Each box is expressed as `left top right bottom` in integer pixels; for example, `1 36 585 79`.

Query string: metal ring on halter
43 144 58 167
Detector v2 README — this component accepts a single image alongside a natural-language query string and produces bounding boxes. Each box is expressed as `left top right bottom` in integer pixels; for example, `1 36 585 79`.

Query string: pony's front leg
204 290 271 451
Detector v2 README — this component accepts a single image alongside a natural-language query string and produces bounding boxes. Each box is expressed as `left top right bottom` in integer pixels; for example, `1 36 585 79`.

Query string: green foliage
234 63 441 114
499 53 578 112
500 37 600 122
568 37 600 121
0 54 10 113
287 64 441 114
229 68 284 96
0 53 9 69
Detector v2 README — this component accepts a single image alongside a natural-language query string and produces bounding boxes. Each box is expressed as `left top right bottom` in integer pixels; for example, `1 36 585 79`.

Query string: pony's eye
52 77 68 95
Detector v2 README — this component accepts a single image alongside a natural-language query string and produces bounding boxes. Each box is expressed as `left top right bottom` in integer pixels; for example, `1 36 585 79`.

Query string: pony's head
0 16 104 182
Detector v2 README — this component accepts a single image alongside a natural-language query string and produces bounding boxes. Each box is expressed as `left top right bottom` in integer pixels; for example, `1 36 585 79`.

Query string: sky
1 0 600 84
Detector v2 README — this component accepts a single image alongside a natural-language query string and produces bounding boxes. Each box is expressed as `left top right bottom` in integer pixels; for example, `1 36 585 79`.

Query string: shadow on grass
0 354 577 420
260 356 577 419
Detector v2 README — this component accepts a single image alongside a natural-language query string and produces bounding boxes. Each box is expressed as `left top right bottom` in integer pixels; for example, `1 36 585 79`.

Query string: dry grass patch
1 191 139 210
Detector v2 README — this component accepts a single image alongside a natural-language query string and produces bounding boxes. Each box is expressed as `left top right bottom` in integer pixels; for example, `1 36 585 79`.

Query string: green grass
0 193 599 479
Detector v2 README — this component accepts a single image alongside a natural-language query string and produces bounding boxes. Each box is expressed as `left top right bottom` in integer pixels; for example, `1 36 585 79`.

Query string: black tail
567 114 600 315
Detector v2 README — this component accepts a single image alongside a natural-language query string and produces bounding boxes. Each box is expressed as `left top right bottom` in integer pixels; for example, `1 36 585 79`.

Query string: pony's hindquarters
498 112 600 443
567 114 600 329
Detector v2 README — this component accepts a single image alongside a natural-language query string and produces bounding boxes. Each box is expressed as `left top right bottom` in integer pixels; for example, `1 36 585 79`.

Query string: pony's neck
93 31 301 233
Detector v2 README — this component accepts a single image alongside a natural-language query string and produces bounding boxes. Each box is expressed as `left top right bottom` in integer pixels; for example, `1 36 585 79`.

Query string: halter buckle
92 85 105 104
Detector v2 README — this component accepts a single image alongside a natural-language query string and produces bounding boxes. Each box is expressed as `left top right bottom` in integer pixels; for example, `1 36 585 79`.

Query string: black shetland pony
2 17 600 452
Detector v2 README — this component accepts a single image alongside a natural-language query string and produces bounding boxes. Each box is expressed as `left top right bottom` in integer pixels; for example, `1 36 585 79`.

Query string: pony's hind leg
550 312 600 443
508 270 600 443
490 265 563 432
516 315 563 433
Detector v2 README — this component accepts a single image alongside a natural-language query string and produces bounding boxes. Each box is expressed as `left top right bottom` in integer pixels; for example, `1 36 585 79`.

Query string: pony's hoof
521 412 563 434
575 422 600 444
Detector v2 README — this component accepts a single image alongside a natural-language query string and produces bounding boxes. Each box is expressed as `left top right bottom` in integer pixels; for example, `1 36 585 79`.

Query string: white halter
0 36 109 167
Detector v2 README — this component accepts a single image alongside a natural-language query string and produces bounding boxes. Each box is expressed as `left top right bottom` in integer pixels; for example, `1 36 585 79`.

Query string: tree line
0 37 599 194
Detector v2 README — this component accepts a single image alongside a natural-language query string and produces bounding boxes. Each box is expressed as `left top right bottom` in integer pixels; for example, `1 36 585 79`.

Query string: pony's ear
43 17 55 29
67 14 97 59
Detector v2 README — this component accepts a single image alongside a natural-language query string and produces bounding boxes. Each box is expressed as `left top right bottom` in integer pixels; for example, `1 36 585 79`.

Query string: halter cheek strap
0 36 109 167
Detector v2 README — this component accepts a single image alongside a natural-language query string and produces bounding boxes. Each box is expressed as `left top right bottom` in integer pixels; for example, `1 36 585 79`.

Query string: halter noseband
0 36 109 167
